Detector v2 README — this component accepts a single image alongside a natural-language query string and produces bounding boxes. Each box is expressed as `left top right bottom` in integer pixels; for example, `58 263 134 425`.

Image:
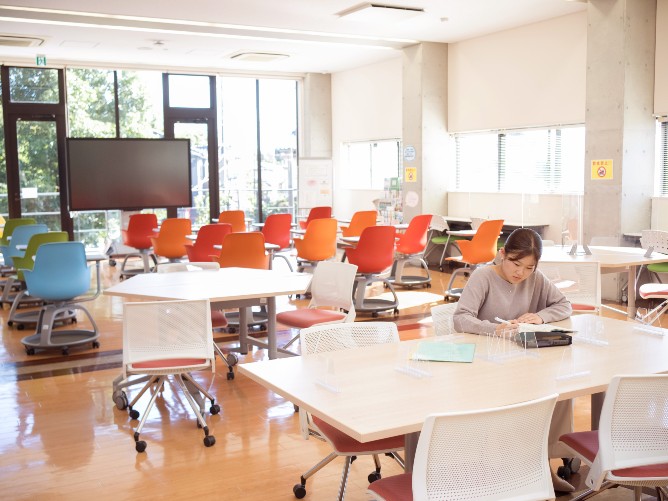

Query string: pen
495 317 511 324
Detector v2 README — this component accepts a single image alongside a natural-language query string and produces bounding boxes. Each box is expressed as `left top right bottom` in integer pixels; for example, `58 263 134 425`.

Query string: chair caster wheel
92 341 100 349
113 390 128 410
562 457 581 474
210 404 220 415
293 484 306 499
25 347 35 355
368 471 381 483
135 440 147 453
7 321 12 327
226 372 234 380
203 435 216 447
226 353 238 366
557 465 572 481
129 409 140 420
393 308 399 315
62 347 69 356
372 312 379 318
17 324 24 330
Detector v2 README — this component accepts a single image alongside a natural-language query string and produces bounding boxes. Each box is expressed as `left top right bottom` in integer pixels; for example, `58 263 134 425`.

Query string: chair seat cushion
561 431 668 478
367 472 412 501
277 309 347 329
211 309 228 328
639 283 668 299
312 416 403 454
572 303 597 311
648 263 668 273
130 358 207 370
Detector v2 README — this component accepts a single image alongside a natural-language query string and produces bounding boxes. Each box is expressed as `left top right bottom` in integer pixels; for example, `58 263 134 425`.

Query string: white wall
656 0 668 115
331 57 403 219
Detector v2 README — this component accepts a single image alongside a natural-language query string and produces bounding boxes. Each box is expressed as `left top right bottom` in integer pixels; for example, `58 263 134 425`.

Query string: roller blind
660 120 668 196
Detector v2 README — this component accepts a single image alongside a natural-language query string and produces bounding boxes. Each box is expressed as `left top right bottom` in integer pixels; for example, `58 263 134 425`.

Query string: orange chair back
340 210 377 238
294 217 338 262
150 218 192 259
458 219 504 264
217 210 247 233
395 214 432 254
122 213 158 250
262 213 292 249
185 223 232 262
215 232 269 270
299 206 332 230
346 225 397 274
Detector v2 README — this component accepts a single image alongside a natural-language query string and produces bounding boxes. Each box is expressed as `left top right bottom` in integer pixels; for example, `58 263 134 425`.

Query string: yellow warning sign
404 167 417 183
591 159 613 180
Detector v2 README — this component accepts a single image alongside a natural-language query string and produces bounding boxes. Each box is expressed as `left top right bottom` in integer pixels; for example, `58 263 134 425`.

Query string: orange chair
388 214 433 288
261 213 294 271
293 217 338 272
216 210 247 233
151 218 192 263
298 206 332 230
444 219 504 299
120 213 158 277
340 210 377 238
185 223 232 262
346 225 399 316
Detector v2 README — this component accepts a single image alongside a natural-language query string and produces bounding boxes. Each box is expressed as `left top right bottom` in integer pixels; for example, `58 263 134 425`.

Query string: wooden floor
0 257 656 500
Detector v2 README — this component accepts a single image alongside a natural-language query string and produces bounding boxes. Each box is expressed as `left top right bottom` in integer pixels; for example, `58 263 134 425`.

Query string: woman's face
499 249 537 284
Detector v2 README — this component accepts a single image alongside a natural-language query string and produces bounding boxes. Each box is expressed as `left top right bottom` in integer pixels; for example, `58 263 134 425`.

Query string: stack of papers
411 341 476 363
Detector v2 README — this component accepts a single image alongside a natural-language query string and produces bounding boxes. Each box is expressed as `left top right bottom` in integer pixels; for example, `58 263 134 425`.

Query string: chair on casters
276 260 357 353
293 217 338 273
294 322 405 500
559 374 668 501
423 216 465 272
216 210 247 233
444 219 504 300
184 223 232 262
0 224 49 305
120 298 219 453
430 302 459 337
340 210 377 238
120 213 158 277
0 217 37 275
20 242 100 356
261 213 294 271
299 206 332 230
368 394 558 501
540 261 604 315
346 225 399 317
151 218 192 265
388 214 432 288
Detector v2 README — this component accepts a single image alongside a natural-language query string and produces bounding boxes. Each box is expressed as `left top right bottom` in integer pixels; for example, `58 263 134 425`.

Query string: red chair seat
131 358 207 369
640 284 668 299
312 416 403 454
211 310 228 328
277 309 347 329
572 303 597 311
367 472 412 500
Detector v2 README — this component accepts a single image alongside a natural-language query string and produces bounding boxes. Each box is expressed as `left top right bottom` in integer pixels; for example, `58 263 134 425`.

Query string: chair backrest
23 242 90 301
395 214 432 254
429 215 450 233
300 206 332 229
308 260 358 318
585 374 668 490
412 394 557 501
459 219 504 264
122 213 158 250
122 298 214 373
641 229 668 255
300 321 399 355
3 224 49 265
340 210 377 238
346 225 396 274
215 231 269 269
13 231 69 280
295 217 338 262
262 213 292 249
151 218 192 259
186 223 232 262
217 210 247 233
0 217 36 247
470 217 487 230
431 302 458 337
539 261 601 311
157 261 220 273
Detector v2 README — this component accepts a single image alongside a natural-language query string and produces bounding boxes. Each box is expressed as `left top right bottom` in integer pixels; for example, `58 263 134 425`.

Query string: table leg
238 307 249 355
627 265 637 319
267 297 277 359
591 392 605 430
404 431 420 473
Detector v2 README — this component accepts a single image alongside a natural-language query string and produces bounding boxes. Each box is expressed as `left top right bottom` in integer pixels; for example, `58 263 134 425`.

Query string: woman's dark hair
503 228 542 262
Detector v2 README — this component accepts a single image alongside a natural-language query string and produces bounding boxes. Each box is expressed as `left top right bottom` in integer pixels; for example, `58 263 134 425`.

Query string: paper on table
411 341 476 363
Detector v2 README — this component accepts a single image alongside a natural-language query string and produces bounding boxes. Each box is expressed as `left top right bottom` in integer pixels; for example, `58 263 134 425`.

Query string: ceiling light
337 3 424 22
0 34 43 47
229 52 289 63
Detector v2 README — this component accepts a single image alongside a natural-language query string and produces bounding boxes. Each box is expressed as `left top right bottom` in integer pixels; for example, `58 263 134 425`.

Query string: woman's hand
495 319 519 334
516 313 543 324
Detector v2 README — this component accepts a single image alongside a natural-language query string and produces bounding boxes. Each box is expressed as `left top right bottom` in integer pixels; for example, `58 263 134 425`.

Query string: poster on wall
591 159 613 180
298 158 333 209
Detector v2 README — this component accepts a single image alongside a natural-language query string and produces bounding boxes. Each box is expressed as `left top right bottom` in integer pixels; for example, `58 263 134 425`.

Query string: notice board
298 157 332 209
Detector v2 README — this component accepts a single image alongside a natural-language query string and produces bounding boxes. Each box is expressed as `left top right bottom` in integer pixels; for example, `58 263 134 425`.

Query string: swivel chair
293 217 338 273
261 213 294 271
216 210 247 233
388 213 432 288
151 217 192 264
120 213 158 277
184 223 232 262
0 223 48 305
0 221 45 276
346 225 399 317
299 206 332 230
340 210 377 238
423 215 465 272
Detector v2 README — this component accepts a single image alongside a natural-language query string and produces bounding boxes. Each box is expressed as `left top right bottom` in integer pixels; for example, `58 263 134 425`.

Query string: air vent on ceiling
337 3 424 21
229 52 289 63
0 35 44 47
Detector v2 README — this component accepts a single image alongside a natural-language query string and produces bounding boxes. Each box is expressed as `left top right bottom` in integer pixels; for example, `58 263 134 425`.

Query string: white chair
559 374 668 500
368 393 558 501
430 302 458 337
539 261 601 314
294 322 404 500
276 260 358 353
121 298 219 452
636 230 668 325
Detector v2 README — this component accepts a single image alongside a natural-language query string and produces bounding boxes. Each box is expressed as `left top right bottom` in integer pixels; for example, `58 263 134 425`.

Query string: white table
239 314 668 469
104 267 312 359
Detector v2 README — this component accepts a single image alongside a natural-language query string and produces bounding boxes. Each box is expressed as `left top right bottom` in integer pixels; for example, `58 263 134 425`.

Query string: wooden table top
542 245 668 268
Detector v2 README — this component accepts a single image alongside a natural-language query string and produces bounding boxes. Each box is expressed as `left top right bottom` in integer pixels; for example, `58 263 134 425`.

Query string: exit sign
36 54 47 66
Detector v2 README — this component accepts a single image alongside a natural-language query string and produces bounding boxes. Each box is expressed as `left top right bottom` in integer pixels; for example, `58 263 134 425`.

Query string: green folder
411 341 476 363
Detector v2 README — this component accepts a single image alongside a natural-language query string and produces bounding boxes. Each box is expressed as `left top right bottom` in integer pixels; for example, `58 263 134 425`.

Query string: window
659 119 668 196
341 139 400 190
454 126 584 194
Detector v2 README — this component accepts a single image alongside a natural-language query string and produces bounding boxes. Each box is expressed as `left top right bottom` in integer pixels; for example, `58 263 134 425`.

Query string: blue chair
0 224 48 305
0 217 36 271
20 242 99 355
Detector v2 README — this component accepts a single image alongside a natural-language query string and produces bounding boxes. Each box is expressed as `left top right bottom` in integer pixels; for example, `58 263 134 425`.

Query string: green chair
423 216 466 272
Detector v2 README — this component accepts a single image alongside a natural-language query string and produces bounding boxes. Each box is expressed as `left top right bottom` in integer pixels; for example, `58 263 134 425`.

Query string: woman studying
452 228 577 492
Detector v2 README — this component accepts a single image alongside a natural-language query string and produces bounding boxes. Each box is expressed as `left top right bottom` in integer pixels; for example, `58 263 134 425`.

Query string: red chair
346 225 399 317
261 213 293 271
185 223 232 262
388 214 433 288
299 206 332 230
120 213 158 277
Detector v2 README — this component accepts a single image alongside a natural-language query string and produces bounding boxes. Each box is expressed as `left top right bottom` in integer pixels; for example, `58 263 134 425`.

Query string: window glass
9 67 59 103
0 76 6 216
66 68 116 138
455 133 499 192
168 74 210 108
119 70 164 138
342 139 400 190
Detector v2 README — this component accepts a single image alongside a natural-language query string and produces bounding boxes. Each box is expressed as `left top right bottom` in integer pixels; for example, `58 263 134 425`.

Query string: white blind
660 120 668 196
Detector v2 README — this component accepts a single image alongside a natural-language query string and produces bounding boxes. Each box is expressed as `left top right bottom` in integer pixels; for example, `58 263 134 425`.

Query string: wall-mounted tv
66 138 192 211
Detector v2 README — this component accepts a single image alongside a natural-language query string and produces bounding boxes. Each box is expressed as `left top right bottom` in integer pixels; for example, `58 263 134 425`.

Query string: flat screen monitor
66 138 192 211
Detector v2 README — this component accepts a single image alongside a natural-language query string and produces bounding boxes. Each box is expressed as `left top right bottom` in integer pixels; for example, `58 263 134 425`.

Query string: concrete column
401 43 449 221
301 73 332 158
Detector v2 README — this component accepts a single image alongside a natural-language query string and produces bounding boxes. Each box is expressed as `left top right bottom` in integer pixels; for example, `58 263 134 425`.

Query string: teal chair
21 242 99 355
0 224 48 305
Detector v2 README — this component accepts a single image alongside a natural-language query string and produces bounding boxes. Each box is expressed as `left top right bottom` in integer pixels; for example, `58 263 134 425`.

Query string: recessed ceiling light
337 3 424 22
229 52 289 63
